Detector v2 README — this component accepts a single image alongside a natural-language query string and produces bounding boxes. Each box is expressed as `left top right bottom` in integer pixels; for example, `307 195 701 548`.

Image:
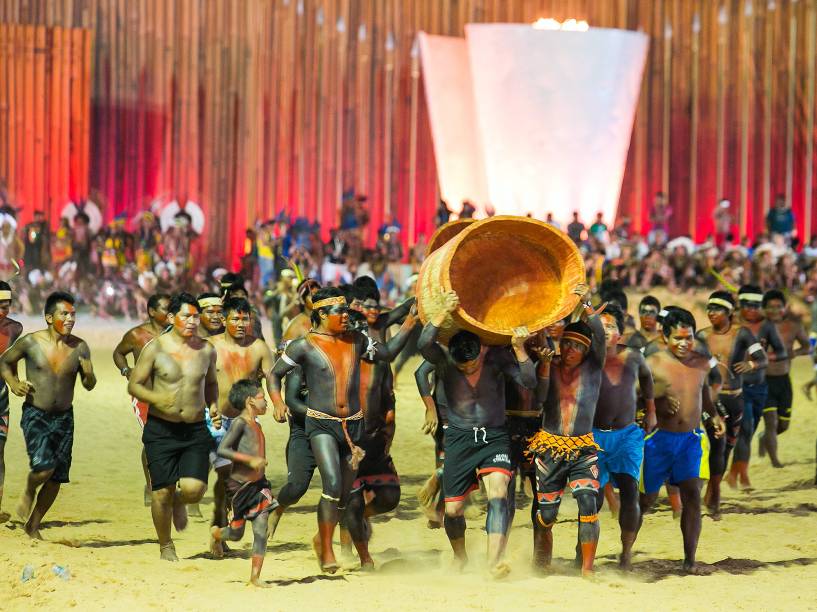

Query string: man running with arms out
0 291 96 538
128 292 219 561
639 308 725 573
419 291 535 578
528 286 605 576
696 291 760 516
728 285 787 488
759 289 811 467
210 379 276 586
269 287 416 573
112 293 170 504
207 297 275 545
592 303 655 570
0 280 23 521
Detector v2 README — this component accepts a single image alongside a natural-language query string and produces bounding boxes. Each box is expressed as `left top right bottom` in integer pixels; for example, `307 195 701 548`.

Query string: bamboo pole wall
1 0 816 263
0 22 92 222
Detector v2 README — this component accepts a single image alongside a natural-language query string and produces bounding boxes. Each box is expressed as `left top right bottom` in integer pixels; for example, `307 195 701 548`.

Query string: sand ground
1 301 816 611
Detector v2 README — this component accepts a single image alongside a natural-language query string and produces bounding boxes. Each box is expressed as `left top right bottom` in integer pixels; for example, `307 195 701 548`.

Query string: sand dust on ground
1 301 816 611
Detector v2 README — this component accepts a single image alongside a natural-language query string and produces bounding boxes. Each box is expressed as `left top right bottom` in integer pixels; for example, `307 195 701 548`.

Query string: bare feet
771 460 784 469
489 561 511 579
210 526 224 559
16 490 34 522
23 523 42 540
248 577 268 588
160 542 179 561
312 532 338 574
172 493 188 532
618 552 633 571
452 555 468 572
682 559 704 574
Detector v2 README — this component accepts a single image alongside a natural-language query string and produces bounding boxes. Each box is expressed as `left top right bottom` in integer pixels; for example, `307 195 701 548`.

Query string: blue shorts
593 423 644 488
640 428 709 494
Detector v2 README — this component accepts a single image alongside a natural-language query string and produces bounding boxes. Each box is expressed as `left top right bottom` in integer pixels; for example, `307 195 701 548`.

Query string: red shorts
131 397 149 430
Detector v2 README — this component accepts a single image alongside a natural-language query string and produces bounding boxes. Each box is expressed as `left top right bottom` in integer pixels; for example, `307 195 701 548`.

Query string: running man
626 295 662 350
0 291 96 538
759 289 811 467
112 292 170 504
419 290 535 578
0 281 24 522
269 287 416 573
729 285 787 487
528 286 605 576
592 303 655 569
639 308 725 573
128 293 219 561
207 297 275 535
210 379 276 585
696 290 763 514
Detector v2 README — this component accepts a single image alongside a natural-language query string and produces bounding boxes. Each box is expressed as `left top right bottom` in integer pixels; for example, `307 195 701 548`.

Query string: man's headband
198 297 222 309
0 290 11 300
707 297 734 311
313 296 347 309
561 331 591 348
738 293 763 303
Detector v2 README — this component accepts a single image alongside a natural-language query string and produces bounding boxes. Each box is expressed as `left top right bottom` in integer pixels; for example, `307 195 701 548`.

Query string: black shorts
507 415 540 476
0 384 9 440
718 392 744 447
227 477 276 529
305 414 364 455
765 374 793 420
20 403 74 483
534 446 599 507
442 426 512 502
142 415 211 490
353 433 399 491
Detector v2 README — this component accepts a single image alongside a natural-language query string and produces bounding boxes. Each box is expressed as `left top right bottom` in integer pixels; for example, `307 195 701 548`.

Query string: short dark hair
639 295 661 311
147 293 170 312
353 276 380 303
662 308 696 337
169 292 200 315
297 278 321 304
602 302 626 334
228 379 261 411
224 283 248 299
0 280 10 292
762 289 786 307
601 289 628 312
449 330 481 363
45 291 75 316
708 290 735 313
223 297 251 316
220 272 244 289
310 287 345 326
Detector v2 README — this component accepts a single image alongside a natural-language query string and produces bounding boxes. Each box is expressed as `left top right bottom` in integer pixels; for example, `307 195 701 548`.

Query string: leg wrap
444 514 466 540
575 490 600 544
537 502 559 529
485 497 509 535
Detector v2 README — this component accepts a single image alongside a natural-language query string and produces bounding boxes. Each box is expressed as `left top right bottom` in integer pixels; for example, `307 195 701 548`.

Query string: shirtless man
639 308 725 573
197 292 225 338
759 289 812 466
0 281 24 521
342 284 416 567
112 293 170 504
528 288 605 576
128 292 219 560
207 297 274 536
729 285 787 487
626 295 662 350
270 287 416 572
210 379 275 585
696 291 763 513
0 291 96 538
279 279 321 345
592 303 655 569
419 291 535 578
266 278 321 537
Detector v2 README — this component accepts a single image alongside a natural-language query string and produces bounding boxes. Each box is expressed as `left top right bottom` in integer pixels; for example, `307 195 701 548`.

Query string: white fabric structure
419 24 648 226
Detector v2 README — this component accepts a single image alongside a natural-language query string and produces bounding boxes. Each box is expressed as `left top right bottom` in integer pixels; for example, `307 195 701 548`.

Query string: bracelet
701 409 712 422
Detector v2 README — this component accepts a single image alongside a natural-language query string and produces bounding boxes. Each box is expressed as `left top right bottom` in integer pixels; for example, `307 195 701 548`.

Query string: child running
210 379 277 586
